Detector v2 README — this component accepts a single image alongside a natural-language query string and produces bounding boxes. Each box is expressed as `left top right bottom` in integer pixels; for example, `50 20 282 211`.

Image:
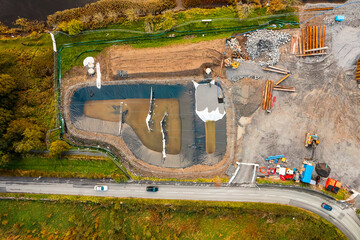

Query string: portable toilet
335 15 345 22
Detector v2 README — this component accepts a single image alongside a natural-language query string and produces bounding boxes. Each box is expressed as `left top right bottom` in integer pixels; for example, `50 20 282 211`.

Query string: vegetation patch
0 155 128 181
0 196 346 239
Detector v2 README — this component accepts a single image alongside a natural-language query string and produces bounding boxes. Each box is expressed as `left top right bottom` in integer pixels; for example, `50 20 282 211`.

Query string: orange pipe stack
262 80 274 111
298 25 327 57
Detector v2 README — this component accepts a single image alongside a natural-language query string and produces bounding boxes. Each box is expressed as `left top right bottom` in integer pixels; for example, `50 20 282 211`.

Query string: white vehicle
94 185 108 191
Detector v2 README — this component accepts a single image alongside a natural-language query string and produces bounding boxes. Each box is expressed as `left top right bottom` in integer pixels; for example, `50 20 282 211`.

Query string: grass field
0 196 346 240
56 6 299 75
0 155 128 181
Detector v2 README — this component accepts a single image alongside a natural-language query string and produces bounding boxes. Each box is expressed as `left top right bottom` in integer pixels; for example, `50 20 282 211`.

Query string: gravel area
230 7 360 189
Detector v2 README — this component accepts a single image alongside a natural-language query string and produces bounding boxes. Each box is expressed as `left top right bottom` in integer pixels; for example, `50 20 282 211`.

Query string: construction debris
245 29 291 66
297 25 327 57
228 38 241 53
262 80 274 111
225 38 246 69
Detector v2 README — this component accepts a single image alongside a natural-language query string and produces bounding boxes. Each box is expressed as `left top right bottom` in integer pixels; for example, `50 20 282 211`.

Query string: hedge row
47 0 176 27
0 169 128 182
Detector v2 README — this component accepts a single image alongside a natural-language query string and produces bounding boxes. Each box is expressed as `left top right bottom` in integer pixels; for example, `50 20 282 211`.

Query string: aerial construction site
60 1 360 194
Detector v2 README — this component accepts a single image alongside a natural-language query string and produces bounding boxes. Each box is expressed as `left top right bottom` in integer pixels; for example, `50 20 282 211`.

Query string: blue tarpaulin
335 15 345 22
300 164 313 184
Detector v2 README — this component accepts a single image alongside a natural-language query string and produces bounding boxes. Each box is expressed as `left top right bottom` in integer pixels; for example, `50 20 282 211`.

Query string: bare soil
108 39 226 79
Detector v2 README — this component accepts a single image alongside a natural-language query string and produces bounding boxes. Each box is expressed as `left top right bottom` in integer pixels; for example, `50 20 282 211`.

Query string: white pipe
228 165 241 184
49 32 57 52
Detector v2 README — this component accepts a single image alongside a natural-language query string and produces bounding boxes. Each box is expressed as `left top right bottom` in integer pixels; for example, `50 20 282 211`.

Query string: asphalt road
0 178 359 240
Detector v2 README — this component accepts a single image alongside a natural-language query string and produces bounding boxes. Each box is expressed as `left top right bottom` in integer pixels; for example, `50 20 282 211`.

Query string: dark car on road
321 203 333 211
146 186 158 192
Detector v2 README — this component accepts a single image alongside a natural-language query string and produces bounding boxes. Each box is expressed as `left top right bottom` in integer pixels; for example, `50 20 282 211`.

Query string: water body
70 83 227 168
0 0 97 26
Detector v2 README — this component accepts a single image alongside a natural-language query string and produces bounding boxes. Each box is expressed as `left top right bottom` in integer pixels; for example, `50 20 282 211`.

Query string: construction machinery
305 133 319 148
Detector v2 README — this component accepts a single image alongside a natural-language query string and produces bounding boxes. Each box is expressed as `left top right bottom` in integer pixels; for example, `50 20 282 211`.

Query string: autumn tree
0 74 16 97
13 125 44 153
15 18 45 33
0 108 13 136
49 140 71 159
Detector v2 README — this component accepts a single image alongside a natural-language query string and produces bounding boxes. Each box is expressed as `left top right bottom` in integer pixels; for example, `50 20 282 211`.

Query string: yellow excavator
231 61 239 69
305 133 319 148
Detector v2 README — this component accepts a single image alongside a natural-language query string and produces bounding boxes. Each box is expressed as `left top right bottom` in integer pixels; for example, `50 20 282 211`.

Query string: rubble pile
228 38 241 53
225 38 245 68
245 30 291 66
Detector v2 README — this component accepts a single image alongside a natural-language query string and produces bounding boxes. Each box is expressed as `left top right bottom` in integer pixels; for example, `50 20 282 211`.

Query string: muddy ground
229 2 360 190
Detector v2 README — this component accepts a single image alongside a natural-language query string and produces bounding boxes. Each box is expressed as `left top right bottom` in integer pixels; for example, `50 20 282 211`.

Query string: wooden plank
315 26 318 53
307 26 310 50
308 27 312 49
262 81 268 110
267 65 290 73
268 81 274 110
302 28 305 54
264 68 288 75
305 46 328 52
273 88 295 92
312 26 315 51
322 25 326 53
275 74 290 85
297 52 327 57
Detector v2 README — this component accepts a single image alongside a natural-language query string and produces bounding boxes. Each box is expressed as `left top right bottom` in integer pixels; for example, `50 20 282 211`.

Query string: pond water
0 0 97 26
69 83 227 168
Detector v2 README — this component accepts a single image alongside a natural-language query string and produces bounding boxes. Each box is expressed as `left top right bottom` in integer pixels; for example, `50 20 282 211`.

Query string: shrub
59 19 83 35
144 14 155 32
125 8 139 23
155 11 176 31
49 140 71 159
236 3 255 19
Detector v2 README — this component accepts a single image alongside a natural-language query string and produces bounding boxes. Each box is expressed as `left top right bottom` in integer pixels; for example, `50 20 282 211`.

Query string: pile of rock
228 38 241 53
245 29 291 66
